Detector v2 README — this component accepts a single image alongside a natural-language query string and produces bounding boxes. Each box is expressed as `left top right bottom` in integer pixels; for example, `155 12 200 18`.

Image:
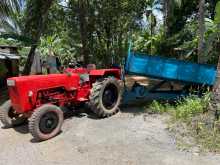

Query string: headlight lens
28 91 33 97
7 80 15 86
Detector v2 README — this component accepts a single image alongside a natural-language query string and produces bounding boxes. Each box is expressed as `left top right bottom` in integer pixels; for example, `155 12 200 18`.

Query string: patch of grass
174 93 210 121
148 93 220 153
148 100 171 114
149 93 210 119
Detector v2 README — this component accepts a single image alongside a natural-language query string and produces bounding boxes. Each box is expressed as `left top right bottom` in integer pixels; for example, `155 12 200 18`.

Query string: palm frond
0 0 22 34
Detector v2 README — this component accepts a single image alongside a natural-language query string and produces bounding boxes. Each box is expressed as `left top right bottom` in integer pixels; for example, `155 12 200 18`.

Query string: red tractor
0 67 122 141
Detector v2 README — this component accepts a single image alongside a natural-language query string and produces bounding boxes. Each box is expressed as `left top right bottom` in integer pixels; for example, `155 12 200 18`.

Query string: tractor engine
6 73 80 113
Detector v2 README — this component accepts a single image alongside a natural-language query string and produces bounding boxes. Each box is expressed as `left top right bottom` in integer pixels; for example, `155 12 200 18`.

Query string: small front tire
29 104 64 141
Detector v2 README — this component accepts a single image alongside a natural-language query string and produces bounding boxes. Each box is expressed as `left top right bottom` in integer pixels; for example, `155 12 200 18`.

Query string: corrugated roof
0 52 20 60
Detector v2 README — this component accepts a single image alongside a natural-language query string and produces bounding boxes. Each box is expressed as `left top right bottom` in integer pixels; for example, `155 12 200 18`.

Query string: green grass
148 93 220 153
149 93 210 119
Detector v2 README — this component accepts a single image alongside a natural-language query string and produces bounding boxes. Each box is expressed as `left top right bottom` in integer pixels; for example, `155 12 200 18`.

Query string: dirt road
0 107 220 165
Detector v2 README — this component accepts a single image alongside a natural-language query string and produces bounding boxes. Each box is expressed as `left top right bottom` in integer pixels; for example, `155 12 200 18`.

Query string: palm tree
145 0 162 54
198 0 205 64
0 0 22 33
0 0 54 75
22 0 54 75
162 0 182 37
145 0 162 35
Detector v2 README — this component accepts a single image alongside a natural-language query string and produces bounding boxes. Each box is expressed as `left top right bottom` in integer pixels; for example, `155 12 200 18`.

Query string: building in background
0 45 20 88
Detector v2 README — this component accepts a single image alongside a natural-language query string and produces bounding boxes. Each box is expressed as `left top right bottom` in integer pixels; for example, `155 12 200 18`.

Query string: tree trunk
78 0 90 65
214 57 220 89
22 0 54 75
163 0 171 37
22 45 38 75
198 0 205 64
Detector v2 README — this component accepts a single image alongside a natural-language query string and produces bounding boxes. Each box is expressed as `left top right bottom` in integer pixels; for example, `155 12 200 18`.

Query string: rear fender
90 69 121 80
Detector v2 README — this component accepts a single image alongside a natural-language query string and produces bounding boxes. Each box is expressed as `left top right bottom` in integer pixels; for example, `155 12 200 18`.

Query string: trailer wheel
29 104 64 141
89 78 122 117
0 100 27 128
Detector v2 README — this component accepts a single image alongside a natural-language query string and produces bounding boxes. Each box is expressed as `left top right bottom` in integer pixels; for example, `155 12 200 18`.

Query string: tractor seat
80 74 89 83
87 64 96 71
80 64 96 84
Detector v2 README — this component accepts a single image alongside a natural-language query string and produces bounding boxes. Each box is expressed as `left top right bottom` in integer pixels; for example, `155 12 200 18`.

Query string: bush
149 93 211 119
149 93 220 152
174 94 210 120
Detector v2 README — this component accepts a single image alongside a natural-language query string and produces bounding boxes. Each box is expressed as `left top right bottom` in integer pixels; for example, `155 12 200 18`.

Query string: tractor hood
7 74 80 113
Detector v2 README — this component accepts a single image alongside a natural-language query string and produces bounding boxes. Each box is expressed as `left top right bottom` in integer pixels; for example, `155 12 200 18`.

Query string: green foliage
149 93 220 152
0 62 8 76
0 0 25 35
133 29 164 55
174 94 210 120
66 0 148 66
164 0 198 36
0 38 19 46
149 93 211 119
1 0 220 69
39 34 75 63
214 1 220 24
149 100 172 114
193 119 220 152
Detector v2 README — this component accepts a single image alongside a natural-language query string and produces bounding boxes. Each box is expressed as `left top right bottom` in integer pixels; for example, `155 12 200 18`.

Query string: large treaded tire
0 100 27 128
29 104 64 141
89 78 122 118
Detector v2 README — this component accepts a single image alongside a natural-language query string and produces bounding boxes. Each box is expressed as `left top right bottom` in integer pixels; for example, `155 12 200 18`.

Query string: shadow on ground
13 124 29 134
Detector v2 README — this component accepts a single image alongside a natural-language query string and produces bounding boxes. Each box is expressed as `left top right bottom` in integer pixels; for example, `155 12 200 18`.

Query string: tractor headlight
28 91 33 103
28 91 33 97
7 80 15 86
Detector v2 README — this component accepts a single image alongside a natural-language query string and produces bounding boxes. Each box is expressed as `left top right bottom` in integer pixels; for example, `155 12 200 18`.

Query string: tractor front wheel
89 78 122 118
29 104 64 141
0 100 27 128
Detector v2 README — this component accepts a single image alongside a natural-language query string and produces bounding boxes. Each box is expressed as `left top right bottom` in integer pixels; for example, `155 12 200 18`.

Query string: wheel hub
39 112 59 134
102 84 119 110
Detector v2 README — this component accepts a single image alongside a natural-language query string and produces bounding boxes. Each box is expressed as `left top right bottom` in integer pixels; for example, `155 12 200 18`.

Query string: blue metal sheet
125 52 217 86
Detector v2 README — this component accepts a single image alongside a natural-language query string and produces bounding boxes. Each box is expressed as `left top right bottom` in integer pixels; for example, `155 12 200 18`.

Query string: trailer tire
29 104 64 141
0 100 27 128
89 78 122 118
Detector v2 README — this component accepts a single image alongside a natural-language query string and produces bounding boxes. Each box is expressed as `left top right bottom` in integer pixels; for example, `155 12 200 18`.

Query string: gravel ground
1 107 220 165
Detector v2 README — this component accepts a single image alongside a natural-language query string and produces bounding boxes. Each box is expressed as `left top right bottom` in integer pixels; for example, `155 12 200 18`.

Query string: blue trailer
122 50 217 104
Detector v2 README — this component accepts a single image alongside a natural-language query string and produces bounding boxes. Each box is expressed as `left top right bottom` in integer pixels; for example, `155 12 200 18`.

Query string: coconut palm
0 0 54 74
162 0 182 37
144 0 162 55
0 0 22 33
145 0 162 34
22 0 54 75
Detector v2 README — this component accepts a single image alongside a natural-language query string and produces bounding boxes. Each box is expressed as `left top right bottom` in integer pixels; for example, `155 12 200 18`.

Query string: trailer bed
125 52 217 86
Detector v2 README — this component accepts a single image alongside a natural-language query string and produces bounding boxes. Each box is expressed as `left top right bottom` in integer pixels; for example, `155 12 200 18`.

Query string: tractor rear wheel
89 78 122 117
0 100 27 128
29 104 64 141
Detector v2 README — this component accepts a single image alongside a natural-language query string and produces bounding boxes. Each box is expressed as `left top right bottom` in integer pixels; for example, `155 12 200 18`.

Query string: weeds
149 93 211 120
149 100 172 114
148 93 220 153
